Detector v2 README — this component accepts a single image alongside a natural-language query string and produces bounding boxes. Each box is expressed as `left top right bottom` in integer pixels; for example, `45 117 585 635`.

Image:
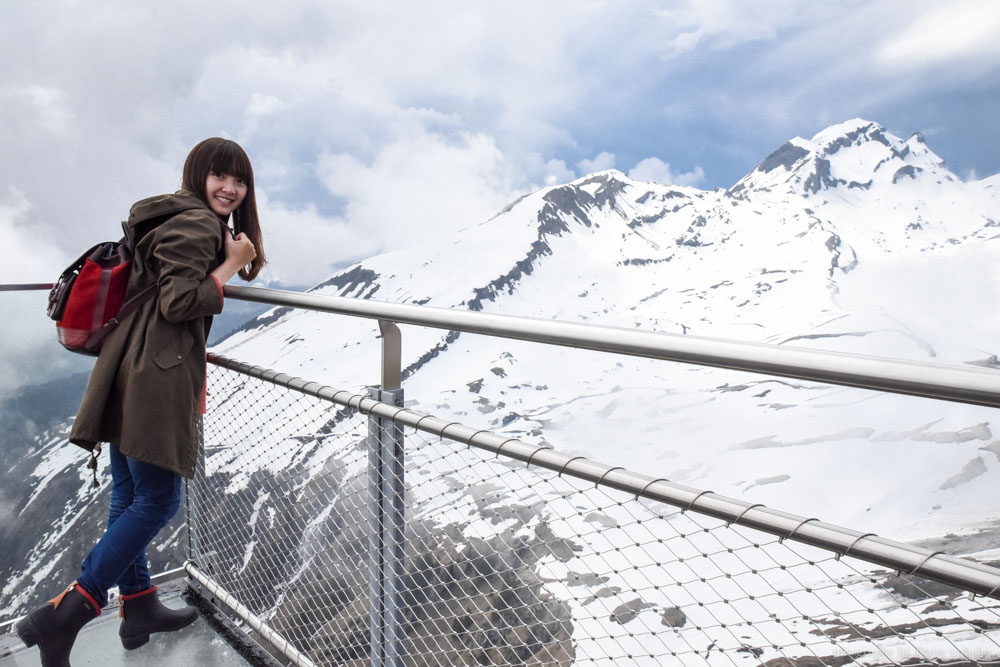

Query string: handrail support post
186 416 205 561
368 383 405 667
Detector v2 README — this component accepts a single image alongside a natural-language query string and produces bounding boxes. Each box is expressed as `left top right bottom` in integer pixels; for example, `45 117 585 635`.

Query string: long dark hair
182 138 266 281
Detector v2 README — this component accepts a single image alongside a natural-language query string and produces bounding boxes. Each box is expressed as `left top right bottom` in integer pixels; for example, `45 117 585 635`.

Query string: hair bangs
209 140 253 183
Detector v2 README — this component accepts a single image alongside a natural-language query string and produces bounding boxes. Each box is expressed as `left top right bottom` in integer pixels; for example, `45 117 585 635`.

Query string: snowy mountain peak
810 117 889 153
732 119 955 198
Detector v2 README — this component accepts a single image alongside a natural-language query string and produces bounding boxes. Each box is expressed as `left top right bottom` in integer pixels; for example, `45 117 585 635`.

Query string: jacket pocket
150 323 194 369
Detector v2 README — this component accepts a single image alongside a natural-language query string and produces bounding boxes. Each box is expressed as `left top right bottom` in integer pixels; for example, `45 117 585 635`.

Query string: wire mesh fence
192 360 1000 666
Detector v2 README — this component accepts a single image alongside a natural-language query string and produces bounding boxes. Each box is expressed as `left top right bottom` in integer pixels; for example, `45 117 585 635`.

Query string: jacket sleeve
151 211 225 324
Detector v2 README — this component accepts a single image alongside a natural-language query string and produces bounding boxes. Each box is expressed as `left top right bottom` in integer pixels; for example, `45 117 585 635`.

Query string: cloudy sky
1 0 999 392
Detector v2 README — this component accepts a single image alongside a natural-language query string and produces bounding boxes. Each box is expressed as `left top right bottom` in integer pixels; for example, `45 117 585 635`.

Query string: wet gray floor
0 589 250 667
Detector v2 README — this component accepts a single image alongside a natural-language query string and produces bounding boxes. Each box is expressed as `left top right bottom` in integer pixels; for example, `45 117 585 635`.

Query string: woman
16 138 265 665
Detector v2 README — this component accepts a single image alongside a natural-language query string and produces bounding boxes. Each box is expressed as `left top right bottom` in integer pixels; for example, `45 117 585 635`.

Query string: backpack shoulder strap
83 282 158 353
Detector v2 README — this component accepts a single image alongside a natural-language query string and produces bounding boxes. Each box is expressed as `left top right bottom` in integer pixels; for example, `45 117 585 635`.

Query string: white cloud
0 85 73 133
0 1 673 286
576 152 617 176
542 159 576 187
0 192 90 396
628 157 706 187
255 197 375 287
655 0 807 56
0 191 67 282
303 124 523 283
877 0 1000 69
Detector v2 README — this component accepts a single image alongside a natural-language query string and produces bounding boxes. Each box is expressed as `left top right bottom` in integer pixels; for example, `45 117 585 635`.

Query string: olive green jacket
69 191 226 478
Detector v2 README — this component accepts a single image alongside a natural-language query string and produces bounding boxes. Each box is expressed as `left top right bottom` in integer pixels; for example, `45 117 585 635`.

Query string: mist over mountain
3 119 998 625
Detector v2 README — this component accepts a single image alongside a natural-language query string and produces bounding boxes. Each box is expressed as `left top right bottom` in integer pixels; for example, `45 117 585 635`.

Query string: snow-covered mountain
3 118 999 631
217 117 1000 537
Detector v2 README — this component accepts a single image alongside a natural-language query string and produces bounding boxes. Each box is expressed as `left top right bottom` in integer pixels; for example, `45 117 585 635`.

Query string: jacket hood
127 190 213 229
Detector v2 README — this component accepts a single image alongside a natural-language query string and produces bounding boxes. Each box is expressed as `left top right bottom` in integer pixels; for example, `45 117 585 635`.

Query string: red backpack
46 222 157 355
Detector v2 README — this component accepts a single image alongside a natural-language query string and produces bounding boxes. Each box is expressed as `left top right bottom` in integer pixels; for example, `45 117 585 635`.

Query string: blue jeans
77 444 182 608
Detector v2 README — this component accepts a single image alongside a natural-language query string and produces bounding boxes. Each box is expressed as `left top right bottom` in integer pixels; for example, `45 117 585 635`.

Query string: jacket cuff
211 275 225 306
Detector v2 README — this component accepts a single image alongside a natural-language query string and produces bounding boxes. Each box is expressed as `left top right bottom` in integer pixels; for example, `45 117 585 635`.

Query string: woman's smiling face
205 170 247 217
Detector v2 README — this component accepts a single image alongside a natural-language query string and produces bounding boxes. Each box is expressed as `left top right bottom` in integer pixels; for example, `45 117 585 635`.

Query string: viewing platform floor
0 583 251 667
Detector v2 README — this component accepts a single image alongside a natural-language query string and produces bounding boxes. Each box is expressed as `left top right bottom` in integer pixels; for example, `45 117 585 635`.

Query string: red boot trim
119 586 157 619
73 583 102 616
119 586 158 601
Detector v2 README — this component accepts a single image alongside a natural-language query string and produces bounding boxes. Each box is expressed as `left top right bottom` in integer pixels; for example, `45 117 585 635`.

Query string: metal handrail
6 280 998 406
223 284 1000 408
208 353 1000 600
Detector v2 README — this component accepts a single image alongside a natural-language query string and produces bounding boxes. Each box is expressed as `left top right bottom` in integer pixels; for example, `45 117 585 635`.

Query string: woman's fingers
226 232 257 264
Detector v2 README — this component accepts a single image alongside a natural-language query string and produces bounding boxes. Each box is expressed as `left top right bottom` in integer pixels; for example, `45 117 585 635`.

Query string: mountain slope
217 118 999 539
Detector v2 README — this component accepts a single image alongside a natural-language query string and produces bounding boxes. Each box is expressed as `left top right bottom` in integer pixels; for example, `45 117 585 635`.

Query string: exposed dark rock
311 265 381 296
587 174 629 209
189 441 579 666
660 606 687 627
823 122 890 155
893 165 921 183
542 186 593 230
402 330 461 381
967 355 1000 369
756 141 810 173
809 612 1000 642
464 184 602 312
465 239 552 311
228 305 293 336
761 655 864 666
825 232 858 275
804 158 844 194
610 598 656 624
639 287 669 303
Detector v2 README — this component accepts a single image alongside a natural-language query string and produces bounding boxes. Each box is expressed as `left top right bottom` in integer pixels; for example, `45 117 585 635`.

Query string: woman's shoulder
129 191 221 236
128 191 213 225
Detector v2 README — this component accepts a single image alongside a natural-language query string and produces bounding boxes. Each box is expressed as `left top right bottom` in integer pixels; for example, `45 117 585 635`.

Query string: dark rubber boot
15 582 101 667
119 586 198 650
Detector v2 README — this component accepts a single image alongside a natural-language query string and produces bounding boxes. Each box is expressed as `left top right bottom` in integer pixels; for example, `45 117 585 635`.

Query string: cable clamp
594 466 625 488
523 442 551 468
909 551 945 575
684 490 714 513
782 517 819 543
557 456 586 477
635 478 669 500
727 503 764 528
837 532 877 560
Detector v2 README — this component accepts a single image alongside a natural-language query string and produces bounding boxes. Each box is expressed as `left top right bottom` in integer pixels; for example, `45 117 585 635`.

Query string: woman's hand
211 232 257 286
227 232 257 266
